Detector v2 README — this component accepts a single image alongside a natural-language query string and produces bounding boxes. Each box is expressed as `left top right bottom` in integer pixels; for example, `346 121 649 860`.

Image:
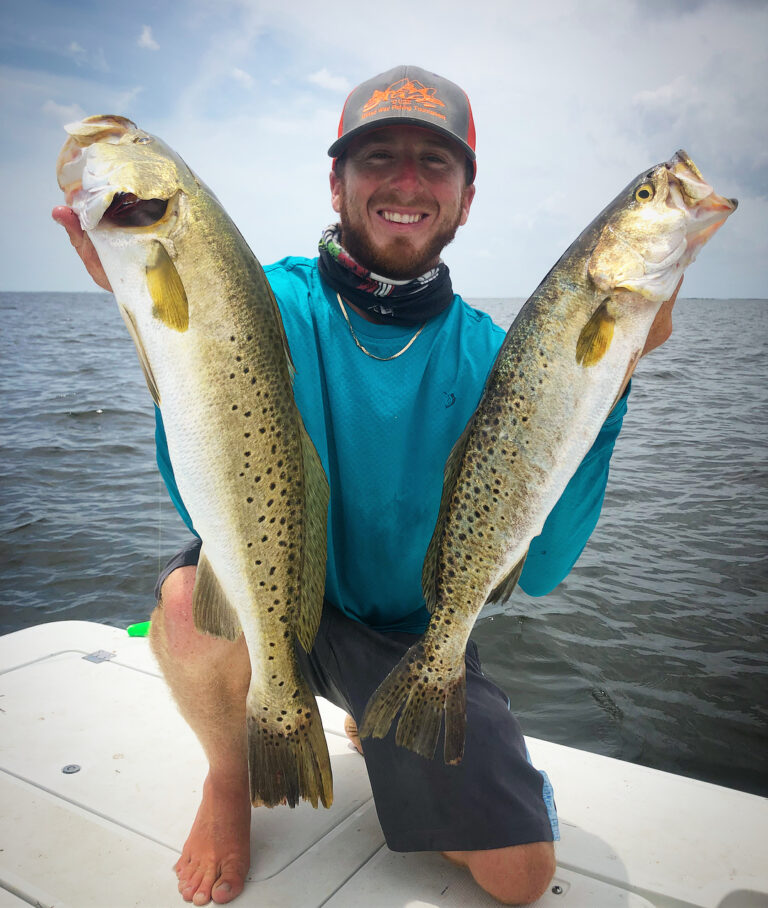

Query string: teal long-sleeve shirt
155 257 628 633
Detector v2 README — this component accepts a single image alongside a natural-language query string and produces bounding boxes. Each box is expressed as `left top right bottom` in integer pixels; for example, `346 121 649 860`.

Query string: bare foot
175 770 252 905
344 714 363 755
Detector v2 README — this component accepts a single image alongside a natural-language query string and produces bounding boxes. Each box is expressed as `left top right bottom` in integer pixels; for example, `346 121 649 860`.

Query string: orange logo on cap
361 78 448 123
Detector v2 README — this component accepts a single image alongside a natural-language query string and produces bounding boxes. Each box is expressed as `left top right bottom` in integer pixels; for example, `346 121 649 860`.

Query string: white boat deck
0 620 766 908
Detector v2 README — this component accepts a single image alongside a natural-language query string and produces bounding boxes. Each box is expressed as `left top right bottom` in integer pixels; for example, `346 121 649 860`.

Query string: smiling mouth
380 210 427 224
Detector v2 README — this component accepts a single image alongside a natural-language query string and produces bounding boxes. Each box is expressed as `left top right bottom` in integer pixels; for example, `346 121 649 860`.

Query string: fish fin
422 421 474 613
247 683 333 809
442 665 468 765
485 552 528 606
118 303 161 406
191 549 242 641
359 640 467 764
252 265 296 381
295 427 329 652
146 240 189 332
275 300 296 383
576 300 615 367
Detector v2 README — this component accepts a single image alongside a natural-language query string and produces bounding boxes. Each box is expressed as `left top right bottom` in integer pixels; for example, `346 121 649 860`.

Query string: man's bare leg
443 842 555 905
150 565 252 906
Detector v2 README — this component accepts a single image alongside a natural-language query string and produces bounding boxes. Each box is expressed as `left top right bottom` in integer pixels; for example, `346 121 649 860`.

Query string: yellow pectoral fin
146 241 189 332
576 301 615 367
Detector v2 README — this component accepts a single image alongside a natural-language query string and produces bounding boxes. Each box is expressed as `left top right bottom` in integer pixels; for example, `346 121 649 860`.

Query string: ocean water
1 292 766 797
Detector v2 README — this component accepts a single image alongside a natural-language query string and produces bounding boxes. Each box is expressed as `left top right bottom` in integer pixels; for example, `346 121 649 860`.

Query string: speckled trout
56 116 332 808
360 151 736 764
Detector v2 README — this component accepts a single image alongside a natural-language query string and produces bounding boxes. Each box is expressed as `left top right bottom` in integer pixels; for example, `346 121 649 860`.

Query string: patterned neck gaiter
317 224 455 326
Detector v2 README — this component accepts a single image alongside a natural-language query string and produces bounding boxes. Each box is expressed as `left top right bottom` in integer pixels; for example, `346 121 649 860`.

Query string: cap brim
328 117 476 161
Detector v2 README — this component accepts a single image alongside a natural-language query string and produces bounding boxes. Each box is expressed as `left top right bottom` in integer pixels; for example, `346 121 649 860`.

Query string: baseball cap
328 65 476 181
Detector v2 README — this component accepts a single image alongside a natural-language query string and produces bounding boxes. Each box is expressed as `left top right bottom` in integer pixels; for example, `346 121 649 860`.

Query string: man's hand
641 276 682 358
613 277 682 403
51 206 112 292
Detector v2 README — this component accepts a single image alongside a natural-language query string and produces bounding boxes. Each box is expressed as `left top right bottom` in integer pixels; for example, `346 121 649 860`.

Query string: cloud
3 0 766 296
232 68 255 90
42 100 86 123
66 41 109 73
67 42 87 67
308 68 350 93
113 86 144 112
138 25 160 51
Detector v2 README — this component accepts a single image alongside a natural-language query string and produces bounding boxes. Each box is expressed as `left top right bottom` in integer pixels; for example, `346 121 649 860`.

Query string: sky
1 0 766 298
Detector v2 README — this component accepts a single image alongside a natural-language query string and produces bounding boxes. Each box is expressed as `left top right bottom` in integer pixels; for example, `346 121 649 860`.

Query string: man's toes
180 870 203 901
211 859 246 904
178 869 198 897
191 869 217 906
211 879 236 904
344 714 363 755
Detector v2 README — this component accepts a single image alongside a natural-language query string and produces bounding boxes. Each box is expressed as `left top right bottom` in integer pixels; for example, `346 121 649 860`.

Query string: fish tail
442 668 467 765
359 641 467 764
246 687 333 809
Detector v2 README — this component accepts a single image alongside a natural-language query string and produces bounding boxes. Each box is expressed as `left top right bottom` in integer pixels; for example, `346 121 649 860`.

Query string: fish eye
133 136 152 145
635 183 654 202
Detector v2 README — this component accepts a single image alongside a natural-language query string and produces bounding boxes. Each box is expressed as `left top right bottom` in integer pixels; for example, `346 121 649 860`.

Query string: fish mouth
57 130 124 230
657 150 737 284
666 149 738 242
605 150 737 301
101 192 170 227
57 116 173 231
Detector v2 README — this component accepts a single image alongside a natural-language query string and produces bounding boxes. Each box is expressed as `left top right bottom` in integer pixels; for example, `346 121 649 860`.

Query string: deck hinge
83 650 116 663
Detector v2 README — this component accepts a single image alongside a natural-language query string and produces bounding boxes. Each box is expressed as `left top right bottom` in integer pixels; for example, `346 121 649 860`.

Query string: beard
337 192 467 281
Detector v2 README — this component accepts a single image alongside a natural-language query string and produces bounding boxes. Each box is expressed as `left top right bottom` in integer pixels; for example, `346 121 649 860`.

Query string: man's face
329 126 475 280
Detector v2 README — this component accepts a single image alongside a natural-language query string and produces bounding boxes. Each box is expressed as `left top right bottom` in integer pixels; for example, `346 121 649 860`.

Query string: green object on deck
127 621 151 637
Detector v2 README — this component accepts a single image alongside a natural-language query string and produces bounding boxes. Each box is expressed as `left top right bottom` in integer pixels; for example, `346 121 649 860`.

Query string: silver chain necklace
335 293 426 361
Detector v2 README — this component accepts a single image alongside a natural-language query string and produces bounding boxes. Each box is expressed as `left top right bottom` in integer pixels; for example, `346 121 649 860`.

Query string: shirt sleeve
518 384 630 596
154 404 199 537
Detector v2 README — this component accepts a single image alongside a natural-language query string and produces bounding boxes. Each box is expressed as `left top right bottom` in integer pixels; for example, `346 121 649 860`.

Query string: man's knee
446 841 555 905
151 564 249 673
157 565 197 618
150 565 198 658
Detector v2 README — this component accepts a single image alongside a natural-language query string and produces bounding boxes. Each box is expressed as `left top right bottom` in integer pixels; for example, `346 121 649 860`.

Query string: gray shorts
155 537 559 853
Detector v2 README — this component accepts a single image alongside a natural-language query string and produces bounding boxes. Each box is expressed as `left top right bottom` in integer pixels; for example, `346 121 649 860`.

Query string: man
53 65 676 906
